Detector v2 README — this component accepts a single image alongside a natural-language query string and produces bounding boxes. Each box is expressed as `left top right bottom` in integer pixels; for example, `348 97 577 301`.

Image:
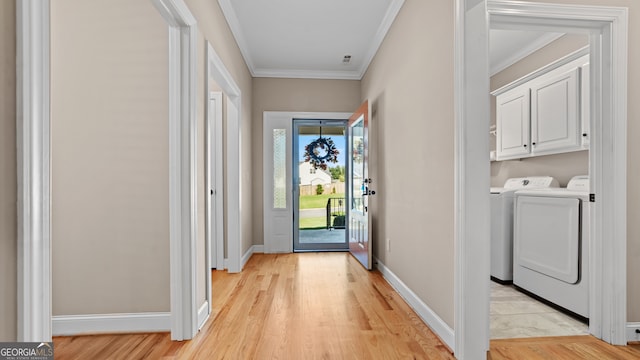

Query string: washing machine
513 175 590 318
490 176 559 283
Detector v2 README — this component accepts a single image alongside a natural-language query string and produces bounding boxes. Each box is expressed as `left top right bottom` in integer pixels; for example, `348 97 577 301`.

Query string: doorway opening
293 119 349 251
454 1 628 356
488 34 591 340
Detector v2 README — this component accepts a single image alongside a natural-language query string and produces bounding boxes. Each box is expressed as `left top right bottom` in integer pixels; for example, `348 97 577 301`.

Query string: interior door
347 101 373 269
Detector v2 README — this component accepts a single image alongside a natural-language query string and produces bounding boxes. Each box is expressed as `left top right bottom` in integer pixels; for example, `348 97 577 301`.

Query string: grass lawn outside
299 193 345 210
299 217 326 230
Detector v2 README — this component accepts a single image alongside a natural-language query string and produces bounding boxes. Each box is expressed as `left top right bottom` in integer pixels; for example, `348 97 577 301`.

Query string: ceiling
218 0 405 80
218 0 565 80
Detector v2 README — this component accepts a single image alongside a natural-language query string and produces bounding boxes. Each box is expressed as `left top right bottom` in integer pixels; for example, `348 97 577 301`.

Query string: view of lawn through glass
295 122 348 249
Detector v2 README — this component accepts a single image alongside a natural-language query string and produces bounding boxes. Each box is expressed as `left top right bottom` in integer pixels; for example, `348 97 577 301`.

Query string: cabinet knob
532 142 536 146
583 133 588 137
523 144 527 148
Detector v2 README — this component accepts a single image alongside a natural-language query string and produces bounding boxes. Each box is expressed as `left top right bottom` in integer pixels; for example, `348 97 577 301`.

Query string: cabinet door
530 67 581 155
496 87 530 160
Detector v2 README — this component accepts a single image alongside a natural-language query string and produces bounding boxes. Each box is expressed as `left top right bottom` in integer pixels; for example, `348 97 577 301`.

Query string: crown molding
252 68 362 80
357 0 405 79
217 0 257 77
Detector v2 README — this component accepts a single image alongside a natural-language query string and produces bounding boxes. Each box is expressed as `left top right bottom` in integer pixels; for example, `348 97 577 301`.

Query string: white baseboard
375 257 455 350
52 312 170 336
627 322 640 343
241 247 253 269
198 301 209 330
241 245 264 269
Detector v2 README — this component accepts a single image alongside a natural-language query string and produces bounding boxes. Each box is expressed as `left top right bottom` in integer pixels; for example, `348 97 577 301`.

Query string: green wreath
304 137 339 170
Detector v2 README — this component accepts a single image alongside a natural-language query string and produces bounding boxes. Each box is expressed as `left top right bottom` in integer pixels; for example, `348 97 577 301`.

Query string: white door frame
206 42 243 273
454 0 628 358
204 91 223 327
263 112 352 253
17 0 204 342
206 91 224 274
152 0 199 341
16 0 52 342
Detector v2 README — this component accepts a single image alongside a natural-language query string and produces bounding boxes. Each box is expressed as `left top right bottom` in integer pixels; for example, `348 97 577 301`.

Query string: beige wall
251 78 361 245
186 0 254 256
490 34 589 187
361 0 455 327
0 0 16 341
51 0 170 314
517 0 640 322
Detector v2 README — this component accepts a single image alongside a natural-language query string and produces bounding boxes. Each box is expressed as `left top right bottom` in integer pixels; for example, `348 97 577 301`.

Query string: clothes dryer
513 175 590 318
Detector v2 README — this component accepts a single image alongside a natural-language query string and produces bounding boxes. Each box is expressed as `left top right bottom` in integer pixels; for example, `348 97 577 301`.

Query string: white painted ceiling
218 0 405 80
218 0 565 80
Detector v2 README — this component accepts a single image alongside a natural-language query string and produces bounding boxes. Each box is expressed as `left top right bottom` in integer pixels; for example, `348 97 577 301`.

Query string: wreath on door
304 136 339 170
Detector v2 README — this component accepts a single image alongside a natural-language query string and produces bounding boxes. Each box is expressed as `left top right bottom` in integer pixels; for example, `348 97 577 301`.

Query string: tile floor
490 281 589 339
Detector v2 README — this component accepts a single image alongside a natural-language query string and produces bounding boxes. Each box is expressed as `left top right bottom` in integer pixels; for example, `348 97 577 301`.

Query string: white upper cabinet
492 49 589 161
530 67 580 155
496 87 530 159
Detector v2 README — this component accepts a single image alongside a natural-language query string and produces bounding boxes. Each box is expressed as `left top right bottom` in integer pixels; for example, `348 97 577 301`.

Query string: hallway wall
251 78 361 246
361 0 455 327
0 0 16 341
51 0 170 315
186 0 254 258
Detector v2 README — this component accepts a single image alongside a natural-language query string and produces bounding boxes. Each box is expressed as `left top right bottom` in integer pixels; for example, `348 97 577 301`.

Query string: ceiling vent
342 55 352 64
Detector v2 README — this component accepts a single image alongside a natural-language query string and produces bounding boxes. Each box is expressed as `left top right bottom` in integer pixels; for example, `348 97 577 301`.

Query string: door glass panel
350 117 365 214
347 101 371 269
273 129 287 209
293 120 348 251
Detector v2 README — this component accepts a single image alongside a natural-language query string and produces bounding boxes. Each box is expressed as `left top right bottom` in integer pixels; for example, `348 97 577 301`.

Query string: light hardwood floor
53 253 640 359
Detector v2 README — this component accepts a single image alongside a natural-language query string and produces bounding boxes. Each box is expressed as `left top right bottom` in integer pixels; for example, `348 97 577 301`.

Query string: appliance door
514 195 581 284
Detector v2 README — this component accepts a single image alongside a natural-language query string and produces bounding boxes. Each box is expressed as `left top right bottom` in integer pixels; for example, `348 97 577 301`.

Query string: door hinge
590 193 595 202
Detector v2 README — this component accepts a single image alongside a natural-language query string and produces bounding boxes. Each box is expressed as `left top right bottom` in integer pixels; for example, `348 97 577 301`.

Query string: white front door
263 112 352 253
347 101 373 269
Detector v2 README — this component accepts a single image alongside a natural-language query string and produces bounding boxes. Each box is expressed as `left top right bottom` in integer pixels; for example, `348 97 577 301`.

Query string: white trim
490 32 564 76
488 1 628 345
455 1 628 357
262 111 352 254
240 245 264 268
52 313 170 336
216 0 256 77
241 246 253 268
206 92 224 271
454 1 491 358
356 0 405 79
206 42 243 274
627 323 640 343
252 69 362 81
375 258 454 351
151 0 198 341
197 301 209 330
16 0 52 342
217 0 404 80
204 91 222 325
